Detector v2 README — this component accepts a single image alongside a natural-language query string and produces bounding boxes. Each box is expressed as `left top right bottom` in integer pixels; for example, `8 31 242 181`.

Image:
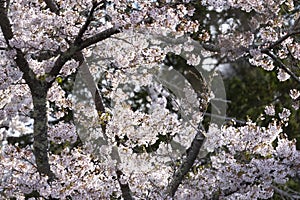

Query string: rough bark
43 0 60 15
165 129 206 197
31 81 55 180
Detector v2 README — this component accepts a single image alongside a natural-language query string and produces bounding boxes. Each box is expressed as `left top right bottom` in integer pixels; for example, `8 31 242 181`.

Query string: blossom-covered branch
74 1 102 45
0 1 13 43
1 0 300 199
78 27 121 50
0 1 55 178
262 49 300 84
166 129 206 197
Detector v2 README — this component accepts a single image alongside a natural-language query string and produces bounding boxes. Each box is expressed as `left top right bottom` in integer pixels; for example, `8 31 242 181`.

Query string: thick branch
31 84 55 180
165 129 206 197
15 49 37 82
31 49 61 62
78 27 120 50
76 55 132 198
0 1 13 43
15 51 54 179
1 1 54 179
43 0 59 15
45 3 119 80
164 54 209 197
15 50 55 180
116 170 134 200
48 44 79 79
201 43 220 52
49 27 120 80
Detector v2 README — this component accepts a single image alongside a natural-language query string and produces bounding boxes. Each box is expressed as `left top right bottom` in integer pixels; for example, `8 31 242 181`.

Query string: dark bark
165 129 206 197
43 0 60 15
1 0 54 177
116 170 134 200
74 1 101 45
31 81 55 180
1 0 129 195
78 27 121 50
14 49 54 179
0 1 13 43
261 49 300 84
163 54 209 197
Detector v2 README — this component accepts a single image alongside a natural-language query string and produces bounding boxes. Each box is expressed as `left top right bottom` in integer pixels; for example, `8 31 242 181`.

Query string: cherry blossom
0 0 300 199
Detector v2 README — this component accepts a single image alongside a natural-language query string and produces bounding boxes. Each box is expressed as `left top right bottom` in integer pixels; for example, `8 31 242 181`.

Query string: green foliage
224 59 300 148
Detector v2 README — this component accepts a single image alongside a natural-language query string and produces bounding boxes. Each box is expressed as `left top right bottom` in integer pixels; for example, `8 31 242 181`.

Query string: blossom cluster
0 145 121 199
176 121 300 199
0 0 300 199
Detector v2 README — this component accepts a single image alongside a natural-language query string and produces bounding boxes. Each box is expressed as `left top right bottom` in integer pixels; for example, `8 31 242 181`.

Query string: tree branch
0 2 55 180
78 26 121 50
272 186 300 199
0 1 13 43
165 128 206 197
116 170 134 200
31 49 62 62
77 56 133 199
292 14 300 31
47 44 79 79
15 51 56 180
163 53 210 197
74 1 101 45
43 0 59 15
262 49 300 84
48 27 120 81
201 43 220 52
264 29 300 51
31 84 56 181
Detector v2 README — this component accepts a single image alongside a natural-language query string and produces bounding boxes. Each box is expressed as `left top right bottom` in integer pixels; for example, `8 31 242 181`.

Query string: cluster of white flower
278 108 291 123
107 101 181 147
218 32 254 59
249 50 275 71
0 52 23 90
0 145 121 199
264 104 276 116
48 122 77 144
290 89 300 100
204 0 287 13
177 121 299 199
0 0 300 199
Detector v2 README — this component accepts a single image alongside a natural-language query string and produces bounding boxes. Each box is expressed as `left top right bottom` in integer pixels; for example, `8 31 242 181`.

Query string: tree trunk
30 80 54 180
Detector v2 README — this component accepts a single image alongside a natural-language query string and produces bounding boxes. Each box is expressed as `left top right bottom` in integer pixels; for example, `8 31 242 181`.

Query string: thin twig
265 30 300 50
272 186 300 199
262 49 300 84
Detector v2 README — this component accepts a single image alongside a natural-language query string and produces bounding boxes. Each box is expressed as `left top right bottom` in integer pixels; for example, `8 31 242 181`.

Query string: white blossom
264 104 275 116
290 89 300 100
277 68 290 82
